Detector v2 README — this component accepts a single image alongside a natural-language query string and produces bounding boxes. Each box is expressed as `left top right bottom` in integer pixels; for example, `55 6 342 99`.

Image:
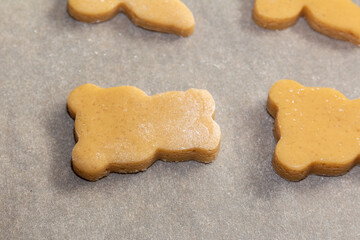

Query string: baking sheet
1 0 360 239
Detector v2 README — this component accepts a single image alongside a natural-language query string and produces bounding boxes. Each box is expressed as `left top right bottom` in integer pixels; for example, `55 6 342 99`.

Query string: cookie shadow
290 18 358 51
240 100 285 200
48 0 75 30
238 0 262 36
45 103 91 191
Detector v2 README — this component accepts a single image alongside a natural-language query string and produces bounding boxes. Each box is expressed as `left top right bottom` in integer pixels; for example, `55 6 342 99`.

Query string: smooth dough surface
67 0 195 36
267 80 360 181
253 0 360 45
67 84 221 181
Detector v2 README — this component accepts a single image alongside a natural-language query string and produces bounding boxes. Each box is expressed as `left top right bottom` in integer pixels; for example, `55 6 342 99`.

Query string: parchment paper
1 0 360 239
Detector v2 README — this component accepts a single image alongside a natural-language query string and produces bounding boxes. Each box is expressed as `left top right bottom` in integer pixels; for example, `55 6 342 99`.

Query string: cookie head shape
267 80 360 181
253 0 360 45
67 84 221 181
67 0 195 36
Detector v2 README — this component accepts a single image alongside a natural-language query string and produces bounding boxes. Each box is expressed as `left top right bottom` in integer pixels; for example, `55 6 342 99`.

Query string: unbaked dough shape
268 79 360 181
67 0 195 36
253 0 360 45
67 84 221 181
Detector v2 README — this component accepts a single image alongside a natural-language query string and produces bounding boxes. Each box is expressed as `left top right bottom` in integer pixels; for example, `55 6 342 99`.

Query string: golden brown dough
67 84 221 181
253 0 360 45
267 80 360 181
67 0 195 36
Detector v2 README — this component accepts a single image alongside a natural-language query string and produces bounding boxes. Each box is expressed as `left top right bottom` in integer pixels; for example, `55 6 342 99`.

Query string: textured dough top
67 0 195 36
267 80 360 181
67 84 221 181
253 0 360 45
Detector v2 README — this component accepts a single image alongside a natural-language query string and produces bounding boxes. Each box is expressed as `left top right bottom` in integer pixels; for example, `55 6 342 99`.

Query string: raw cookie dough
253 0 360 45
267 80 360 181
67 0 195 36
67 84 221 181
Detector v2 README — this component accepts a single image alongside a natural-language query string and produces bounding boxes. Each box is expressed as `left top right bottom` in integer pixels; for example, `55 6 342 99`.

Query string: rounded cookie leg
253 0 304 29
72 140 111 181
273 139 312 181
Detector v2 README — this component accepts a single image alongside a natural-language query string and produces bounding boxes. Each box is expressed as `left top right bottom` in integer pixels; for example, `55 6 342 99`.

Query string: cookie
67 84 221 181
67 0 195 36
253 0 360 45
267 80 360 181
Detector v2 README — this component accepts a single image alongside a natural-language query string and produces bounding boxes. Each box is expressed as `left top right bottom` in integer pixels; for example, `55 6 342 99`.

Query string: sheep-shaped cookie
67 84 221 181
268 80 360 181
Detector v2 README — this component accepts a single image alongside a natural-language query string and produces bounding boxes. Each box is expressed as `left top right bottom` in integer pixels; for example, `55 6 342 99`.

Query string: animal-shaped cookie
67 84 221 181
253 0 360 45
67 0 195 36
267 80 360 181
